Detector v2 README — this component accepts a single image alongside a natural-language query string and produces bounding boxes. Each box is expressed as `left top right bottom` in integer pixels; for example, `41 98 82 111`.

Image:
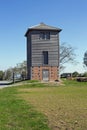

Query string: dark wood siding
30 30 59 66
27 33 32 79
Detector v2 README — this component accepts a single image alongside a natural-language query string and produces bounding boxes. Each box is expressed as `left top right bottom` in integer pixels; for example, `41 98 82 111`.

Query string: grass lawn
0 84 50 130
0 80 87 130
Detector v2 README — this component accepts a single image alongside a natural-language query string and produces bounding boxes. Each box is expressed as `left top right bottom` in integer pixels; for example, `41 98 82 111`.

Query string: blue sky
0 0 87 73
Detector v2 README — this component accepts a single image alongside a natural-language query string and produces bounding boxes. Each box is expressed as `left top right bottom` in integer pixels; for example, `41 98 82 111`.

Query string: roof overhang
25 23 62 37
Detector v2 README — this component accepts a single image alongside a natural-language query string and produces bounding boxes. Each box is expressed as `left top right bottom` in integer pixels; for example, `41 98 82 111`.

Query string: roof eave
25 28 62 37
25 29 29 37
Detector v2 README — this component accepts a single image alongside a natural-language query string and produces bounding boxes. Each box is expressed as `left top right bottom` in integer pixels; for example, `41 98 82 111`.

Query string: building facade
25 23 62 81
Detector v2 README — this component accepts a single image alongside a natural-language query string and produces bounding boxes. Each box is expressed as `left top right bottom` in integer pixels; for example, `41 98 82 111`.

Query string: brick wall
31 66 59 81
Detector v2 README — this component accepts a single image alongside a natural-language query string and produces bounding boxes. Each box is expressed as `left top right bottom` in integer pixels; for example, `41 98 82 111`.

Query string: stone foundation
31 66 59 81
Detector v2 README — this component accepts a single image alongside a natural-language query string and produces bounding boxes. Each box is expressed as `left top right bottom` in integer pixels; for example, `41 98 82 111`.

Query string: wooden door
42 70 49 81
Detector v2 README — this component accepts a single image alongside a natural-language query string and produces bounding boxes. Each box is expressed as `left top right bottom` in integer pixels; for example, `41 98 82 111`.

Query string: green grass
0 80 87 130
0 87 50 130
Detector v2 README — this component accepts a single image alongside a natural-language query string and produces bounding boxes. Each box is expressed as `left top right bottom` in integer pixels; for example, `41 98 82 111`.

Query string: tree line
0 61 27 80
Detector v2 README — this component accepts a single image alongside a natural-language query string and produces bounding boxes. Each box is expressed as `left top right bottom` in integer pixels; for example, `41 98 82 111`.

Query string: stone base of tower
31 66 59 81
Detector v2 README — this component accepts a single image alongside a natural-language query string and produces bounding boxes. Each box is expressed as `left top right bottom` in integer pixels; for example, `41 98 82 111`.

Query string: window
40 32 50 40
40 32 45 39
43 51 48 64
46 32 50 39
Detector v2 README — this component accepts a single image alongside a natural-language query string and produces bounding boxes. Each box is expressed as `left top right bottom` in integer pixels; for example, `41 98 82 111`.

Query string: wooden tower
25 23 62 81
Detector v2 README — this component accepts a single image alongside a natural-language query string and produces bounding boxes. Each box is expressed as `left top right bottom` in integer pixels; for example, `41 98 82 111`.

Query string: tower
25 23 62 81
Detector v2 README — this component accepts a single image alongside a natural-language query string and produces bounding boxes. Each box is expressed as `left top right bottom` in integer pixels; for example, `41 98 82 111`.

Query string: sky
0 0 87 73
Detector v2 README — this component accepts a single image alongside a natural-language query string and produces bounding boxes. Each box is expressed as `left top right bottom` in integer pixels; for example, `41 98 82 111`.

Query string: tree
72 71 79 77
14 61 27 80
83 72 87 77
60 43 76 70
83 51 87 66
0 71 4 80
4 61 27 80
4 68 13 80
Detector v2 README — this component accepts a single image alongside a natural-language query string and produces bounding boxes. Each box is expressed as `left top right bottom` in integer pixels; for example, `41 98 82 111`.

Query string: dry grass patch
18 82 87 130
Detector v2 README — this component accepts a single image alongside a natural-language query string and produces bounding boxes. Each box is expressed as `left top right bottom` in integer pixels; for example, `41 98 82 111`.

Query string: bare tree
60 43 76 70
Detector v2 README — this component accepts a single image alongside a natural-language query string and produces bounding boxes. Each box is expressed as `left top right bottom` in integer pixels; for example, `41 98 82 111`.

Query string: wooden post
13 72 15 83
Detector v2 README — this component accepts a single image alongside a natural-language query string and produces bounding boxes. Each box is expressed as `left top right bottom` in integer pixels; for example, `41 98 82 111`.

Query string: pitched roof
25 23 62 36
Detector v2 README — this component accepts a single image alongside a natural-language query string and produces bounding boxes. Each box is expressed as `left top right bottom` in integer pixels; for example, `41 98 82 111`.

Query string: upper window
40 32 45 39
40 32 50 40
